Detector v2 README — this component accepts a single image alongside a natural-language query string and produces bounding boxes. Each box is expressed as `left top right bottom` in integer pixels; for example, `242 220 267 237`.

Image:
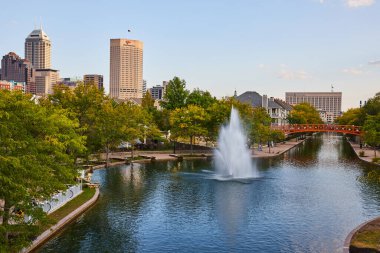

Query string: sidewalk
348 141 379 166
251 139 306 158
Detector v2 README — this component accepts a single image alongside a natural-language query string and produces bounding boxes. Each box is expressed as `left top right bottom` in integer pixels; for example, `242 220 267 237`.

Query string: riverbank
251 138 306 158
348 141 380 166
343 216 380 253
92 138 307 169
24 187 99 253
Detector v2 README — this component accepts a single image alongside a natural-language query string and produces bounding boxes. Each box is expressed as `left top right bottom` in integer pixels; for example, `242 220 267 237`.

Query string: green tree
335 108 363 126
0 90 86 252
49 83 105 156
186 88 216 109
141 91 156 114
169 105 208 154
287 102 323 124
247 107 272 147
160 76 189 110
363 114 380 157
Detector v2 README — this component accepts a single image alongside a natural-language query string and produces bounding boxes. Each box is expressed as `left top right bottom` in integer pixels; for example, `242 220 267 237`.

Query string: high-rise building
0 52 36 93
35 69 59 95
143 80 147 95
285 92 342 123
25 27 51 69
110 39 143 99
84 74 104 89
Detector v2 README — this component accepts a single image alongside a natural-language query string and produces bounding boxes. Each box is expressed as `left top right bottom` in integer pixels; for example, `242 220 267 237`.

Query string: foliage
169 105 208 153
335 108 362 126
362 114 380 157
0 90 86 252
287 102 323 124
186 88 216 109
141 91 156 114
160 76 189 110
49 83 105 155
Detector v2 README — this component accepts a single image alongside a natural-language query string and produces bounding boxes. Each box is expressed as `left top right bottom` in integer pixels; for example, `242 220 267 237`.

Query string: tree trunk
190 136 193 156
3 199 10 244
106 144 110 168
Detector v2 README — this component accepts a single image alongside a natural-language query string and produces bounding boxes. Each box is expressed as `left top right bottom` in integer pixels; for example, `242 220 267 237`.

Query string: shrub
359 151 365 157
372 157 380 164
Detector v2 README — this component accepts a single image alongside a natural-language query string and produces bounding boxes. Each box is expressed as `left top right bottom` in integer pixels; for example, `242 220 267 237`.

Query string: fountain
214 107 257 179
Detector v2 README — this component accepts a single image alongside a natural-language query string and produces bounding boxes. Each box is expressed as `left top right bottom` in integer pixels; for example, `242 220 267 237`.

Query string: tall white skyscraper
109 39 143 99
25 27 51 69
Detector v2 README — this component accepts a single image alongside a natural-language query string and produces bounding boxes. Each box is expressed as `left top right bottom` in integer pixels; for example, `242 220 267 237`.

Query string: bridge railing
271 124 361 135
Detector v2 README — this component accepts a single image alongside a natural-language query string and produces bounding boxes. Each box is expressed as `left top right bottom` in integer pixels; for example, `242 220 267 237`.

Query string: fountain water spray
214 108 257 179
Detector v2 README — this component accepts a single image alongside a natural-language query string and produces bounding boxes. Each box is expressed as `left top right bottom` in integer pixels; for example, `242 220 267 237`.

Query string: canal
38 134 380 252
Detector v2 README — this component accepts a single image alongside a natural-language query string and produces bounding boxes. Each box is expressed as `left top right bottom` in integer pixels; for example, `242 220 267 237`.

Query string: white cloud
342 68 365 75
368 60 380 65
346 0 375 8
258 64 265 69
277 69 311 80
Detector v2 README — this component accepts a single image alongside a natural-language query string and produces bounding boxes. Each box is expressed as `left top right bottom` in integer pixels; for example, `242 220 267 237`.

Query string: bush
359 151 365 157
372 157 380 164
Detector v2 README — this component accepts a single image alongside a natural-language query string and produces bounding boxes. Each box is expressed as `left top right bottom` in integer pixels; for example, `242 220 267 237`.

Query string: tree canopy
287 102 323 124
0 90 86 251
160 76 189 110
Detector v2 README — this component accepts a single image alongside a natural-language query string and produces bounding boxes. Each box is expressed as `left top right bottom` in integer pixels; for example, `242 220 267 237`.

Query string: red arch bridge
271 124 361 136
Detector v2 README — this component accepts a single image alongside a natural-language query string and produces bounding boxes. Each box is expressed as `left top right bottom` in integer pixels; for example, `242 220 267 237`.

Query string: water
37 135 380 253
214 108 256 179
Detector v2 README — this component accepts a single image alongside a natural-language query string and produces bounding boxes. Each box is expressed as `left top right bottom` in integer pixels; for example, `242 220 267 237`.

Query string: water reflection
38 134 380 253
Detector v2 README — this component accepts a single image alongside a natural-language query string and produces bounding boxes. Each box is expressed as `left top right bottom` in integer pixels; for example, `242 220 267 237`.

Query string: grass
48 187 96 223
351 230 380 250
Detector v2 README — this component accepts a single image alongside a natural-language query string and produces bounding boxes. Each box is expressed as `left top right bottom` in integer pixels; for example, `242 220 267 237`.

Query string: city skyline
1 0 379 110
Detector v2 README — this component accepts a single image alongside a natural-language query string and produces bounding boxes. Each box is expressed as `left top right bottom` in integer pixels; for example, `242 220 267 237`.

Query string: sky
1 0 379 110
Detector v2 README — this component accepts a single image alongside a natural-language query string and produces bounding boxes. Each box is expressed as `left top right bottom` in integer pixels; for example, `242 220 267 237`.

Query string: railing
39 184 83 214
271 124 361 135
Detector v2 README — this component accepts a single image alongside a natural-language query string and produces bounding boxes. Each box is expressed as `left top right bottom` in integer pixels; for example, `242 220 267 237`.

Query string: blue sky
1 0 379 110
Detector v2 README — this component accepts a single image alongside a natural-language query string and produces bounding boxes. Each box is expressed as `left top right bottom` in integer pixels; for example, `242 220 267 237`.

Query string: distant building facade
110 39 143 99
236 91 292 125
84 74 103 89
0 52 36 93
60 77 81 90
0 80 25 91
35 69 59 95
285 92 342 123
25 27 51 69
149 85 165 100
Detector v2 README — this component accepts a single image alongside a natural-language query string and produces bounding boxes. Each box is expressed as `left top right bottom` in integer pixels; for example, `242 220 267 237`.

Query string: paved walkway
348 141 379 165
251 139 304 158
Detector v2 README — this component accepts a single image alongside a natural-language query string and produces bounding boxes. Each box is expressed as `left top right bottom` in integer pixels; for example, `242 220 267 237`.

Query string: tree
335 108 363 126
141 91 156 114
160 76 189 110
363 114 380 157
287 102 323 124
0 90 86 252
186 88 216 109
169 105 208 154
49 83 105 157
247 107 272 148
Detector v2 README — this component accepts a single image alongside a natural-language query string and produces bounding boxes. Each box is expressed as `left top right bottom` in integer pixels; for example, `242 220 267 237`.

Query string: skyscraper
110 39 143 99
25 27 51 69
0 52 36 93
